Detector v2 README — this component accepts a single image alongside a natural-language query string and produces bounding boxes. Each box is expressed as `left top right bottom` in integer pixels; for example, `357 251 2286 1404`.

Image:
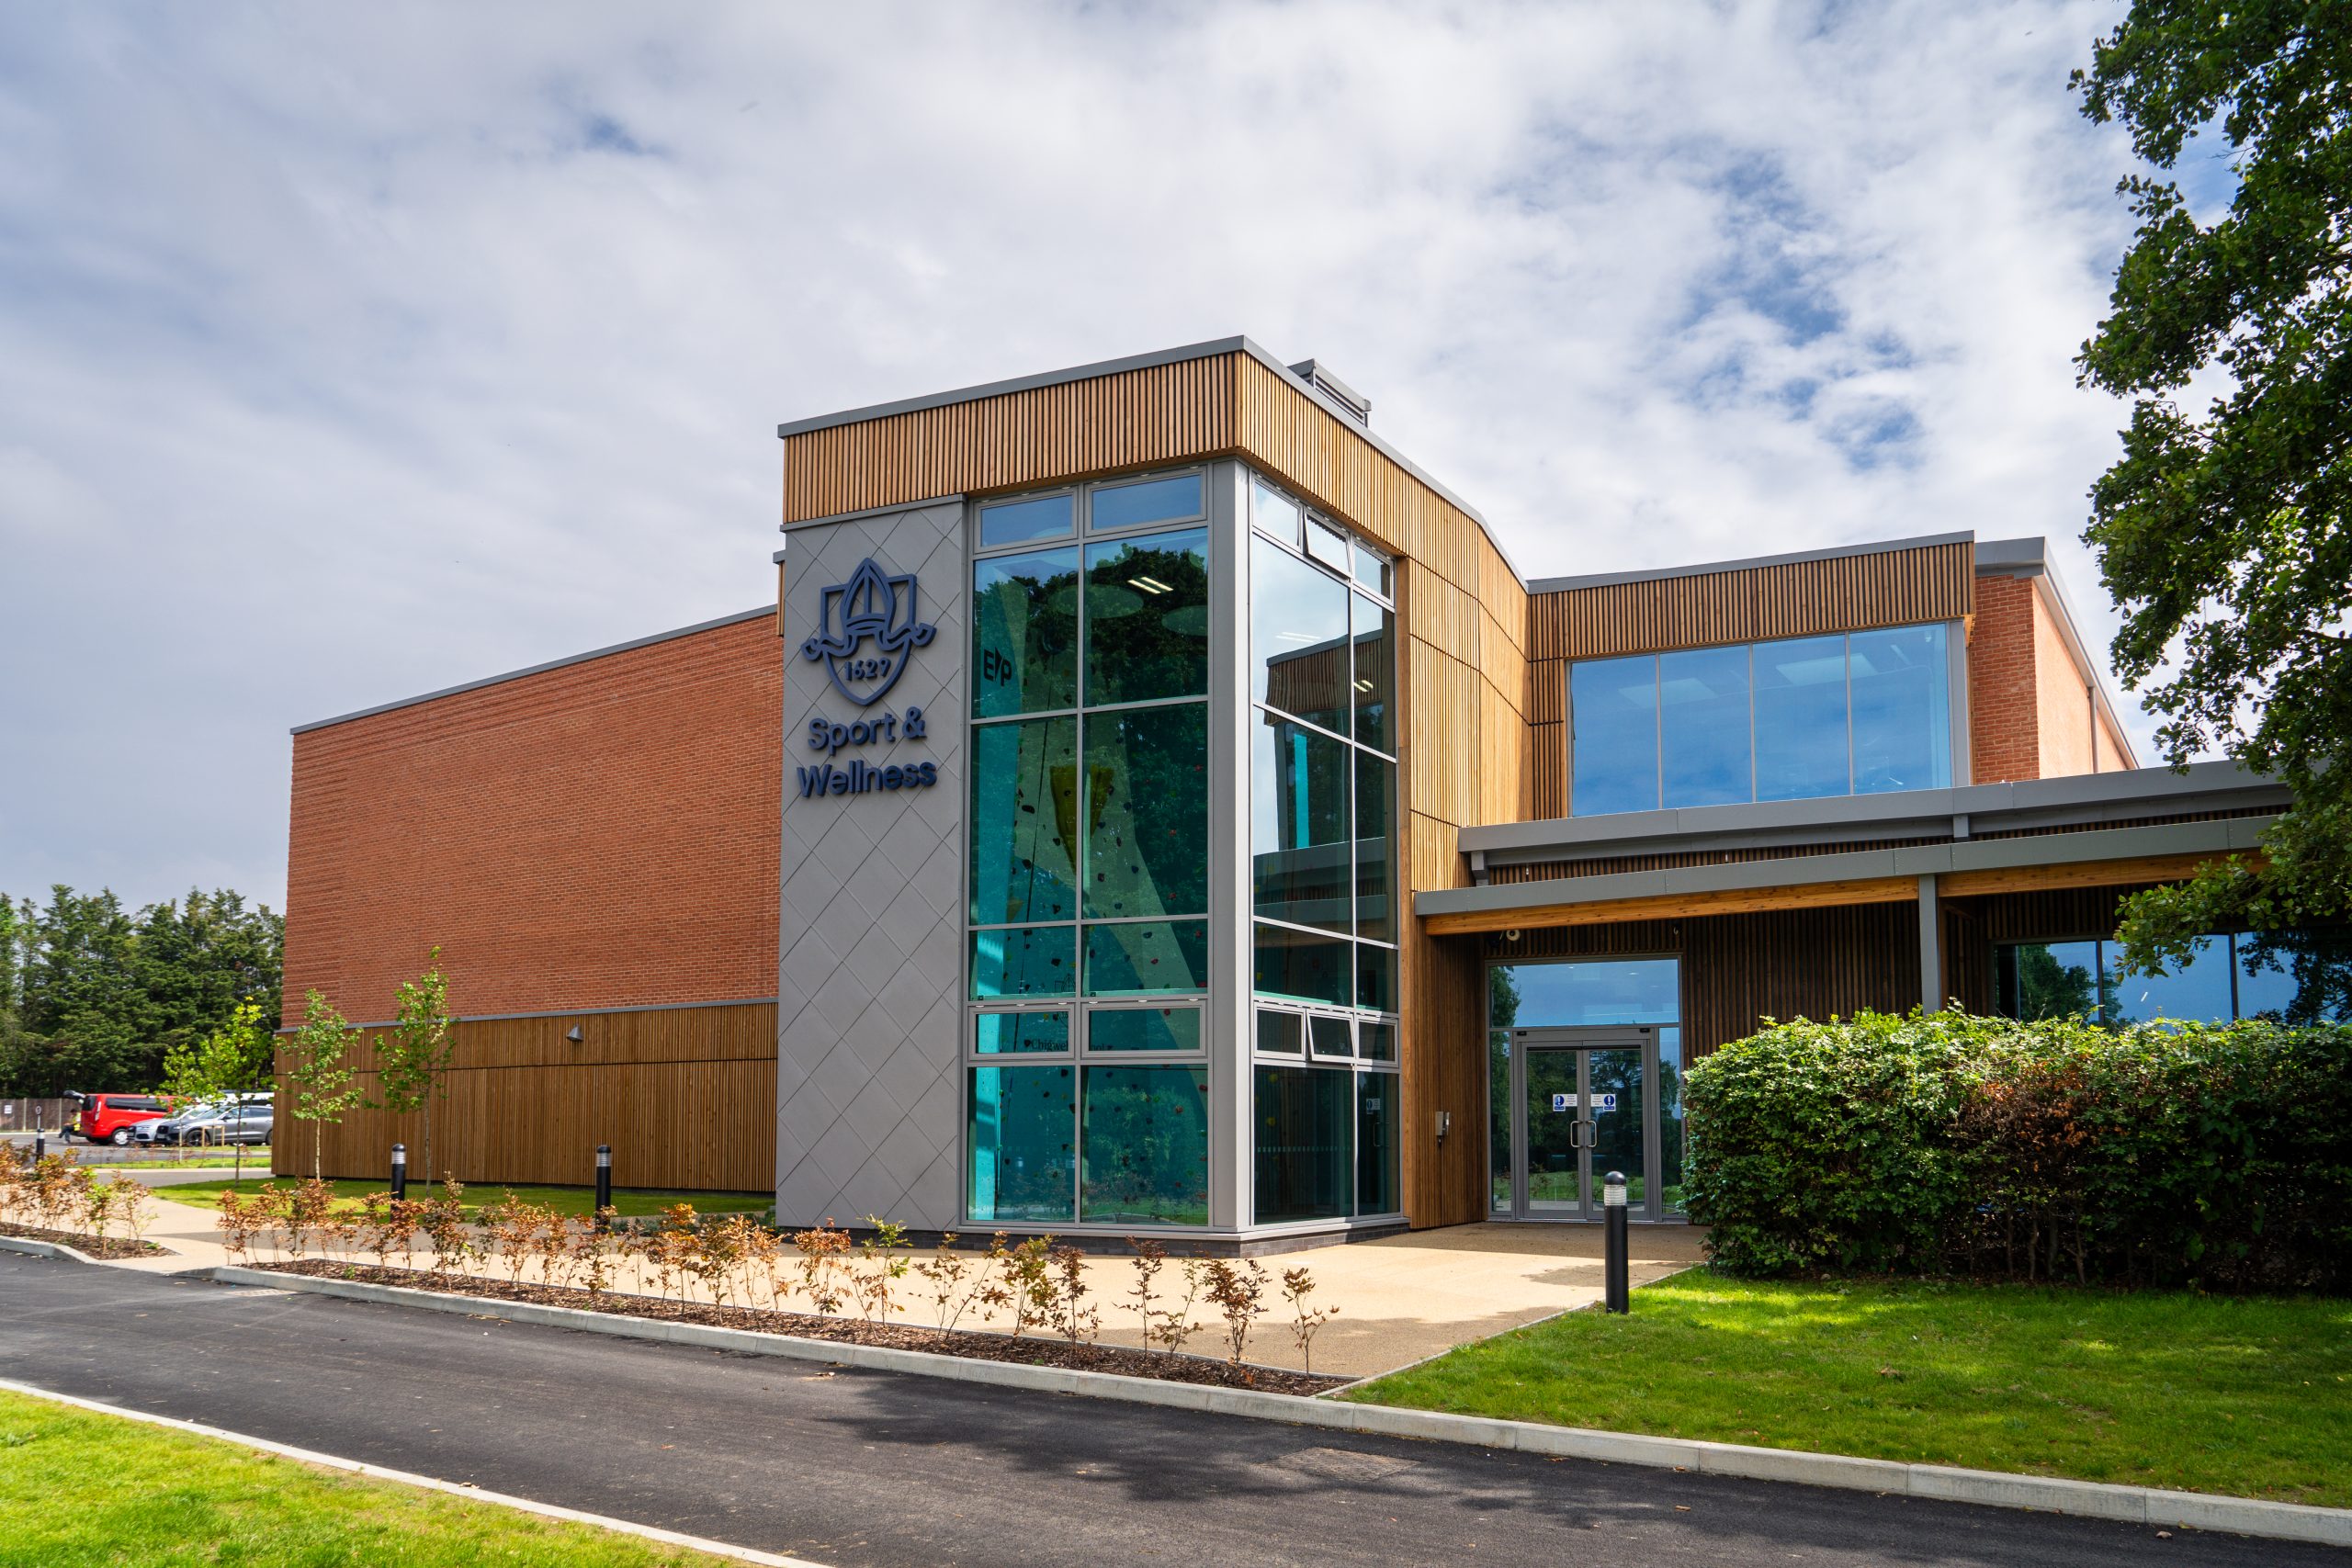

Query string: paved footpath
0 1253 2336 1568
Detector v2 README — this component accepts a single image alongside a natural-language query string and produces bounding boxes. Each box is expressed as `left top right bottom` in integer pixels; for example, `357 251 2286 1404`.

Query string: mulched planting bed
0 1220 170 1258
259 1259 1346 1394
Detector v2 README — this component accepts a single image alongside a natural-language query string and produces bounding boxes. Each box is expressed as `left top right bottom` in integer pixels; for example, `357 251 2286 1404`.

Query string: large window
1997 929 2352 1026
1249 475 1397 1033
967 470 1213 1227
1569 624 1953 815
1245 474 1400 1226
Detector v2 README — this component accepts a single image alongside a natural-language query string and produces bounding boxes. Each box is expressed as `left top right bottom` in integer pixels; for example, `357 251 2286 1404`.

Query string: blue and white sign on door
1591 1092 1618 1112
1549 1092 1571 1112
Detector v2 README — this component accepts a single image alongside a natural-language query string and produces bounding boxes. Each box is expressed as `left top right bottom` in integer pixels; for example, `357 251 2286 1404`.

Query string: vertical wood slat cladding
780 355 1239 522
1529 540 1975 661
274 1003 776 1193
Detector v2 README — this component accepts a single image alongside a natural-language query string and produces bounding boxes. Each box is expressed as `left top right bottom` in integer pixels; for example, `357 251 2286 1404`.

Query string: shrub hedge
1681 1011 2352 1292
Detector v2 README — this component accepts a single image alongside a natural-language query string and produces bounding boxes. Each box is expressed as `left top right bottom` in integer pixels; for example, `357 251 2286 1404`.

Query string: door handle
1571 1120 1595 1150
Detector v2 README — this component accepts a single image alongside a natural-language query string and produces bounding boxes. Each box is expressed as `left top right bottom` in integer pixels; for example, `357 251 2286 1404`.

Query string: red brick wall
1969 575 2041 784
283 612 782 1025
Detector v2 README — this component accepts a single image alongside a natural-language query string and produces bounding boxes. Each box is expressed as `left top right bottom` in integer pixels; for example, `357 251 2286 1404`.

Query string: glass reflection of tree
2235 929 2352 1023
1488 966 1521 1210
2017 944 2098 1021
1085 539 1209 704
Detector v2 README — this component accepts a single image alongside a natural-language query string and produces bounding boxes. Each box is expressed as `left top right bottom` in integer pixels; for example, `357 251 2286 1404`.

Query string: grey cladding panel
775 500 967 1230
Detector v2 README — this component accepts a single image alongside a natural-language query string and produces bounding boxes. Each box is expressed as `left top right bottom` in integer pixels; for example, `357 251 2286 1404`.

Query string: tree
286 989 361 1181
0 884 283 1096
371 948 456 1183
2073 4 2352 980
161 998 276 1184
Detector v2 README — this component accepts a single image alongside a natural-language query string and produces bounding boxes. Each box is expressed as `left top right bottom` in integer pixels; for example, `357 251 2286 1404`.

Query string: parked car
183 1101 271 1147
140 1095 273 1147
71 1093 170 1146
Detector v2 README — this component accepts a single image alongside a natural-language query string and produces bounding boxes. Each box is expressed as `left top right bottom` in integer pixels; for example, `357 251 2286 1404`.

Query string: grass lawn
1347 1272 2352 1508
150 1177 772 1221
0 1387 744 1565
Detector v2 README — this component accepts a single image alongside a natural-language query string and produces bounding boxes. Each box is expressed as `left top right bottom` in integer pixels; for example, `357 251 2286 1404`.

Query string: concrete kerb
0 1375 825 1568
210 1264 2352 1549
0 1233 115 1266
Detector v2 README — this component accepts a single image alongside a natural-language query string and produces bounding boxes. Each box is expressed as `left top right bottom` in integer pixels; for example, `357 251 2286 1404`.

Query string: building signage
796 556 939 797
1549 1092 1618 1112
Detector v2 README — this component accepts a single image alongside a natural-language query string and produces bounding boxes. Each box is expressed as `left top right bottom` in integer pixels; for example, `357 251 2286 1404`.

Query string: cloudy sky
1 1 2174 913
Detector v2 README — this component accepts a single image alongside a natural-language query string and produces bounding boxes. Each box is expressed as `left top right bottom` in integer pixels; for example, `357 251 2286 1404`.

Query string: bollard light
390 1143 407 1202
1602 1169 1630 1314
594 1145 612 1229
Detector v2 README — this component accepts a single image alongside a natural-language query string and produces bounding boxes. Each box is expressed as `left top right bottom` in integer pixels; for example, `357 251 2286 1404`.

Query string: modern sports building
277 337 2313 1245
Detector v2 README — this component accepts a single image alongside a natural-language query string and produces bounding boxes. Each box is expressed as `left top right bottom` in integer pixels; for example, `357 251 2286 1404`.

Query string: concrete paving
99 1184 1707 1377
0 1251 2322 1568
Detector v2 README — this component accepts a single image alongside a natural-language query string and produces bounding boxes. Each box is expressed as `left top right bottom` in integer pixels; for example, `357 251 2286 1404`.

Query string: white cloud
0 0 2172 909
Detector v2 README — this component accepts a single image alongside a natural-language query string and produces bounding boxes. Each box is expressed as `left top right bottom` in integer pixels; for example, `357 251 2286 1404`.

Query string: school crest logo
799 557 936 706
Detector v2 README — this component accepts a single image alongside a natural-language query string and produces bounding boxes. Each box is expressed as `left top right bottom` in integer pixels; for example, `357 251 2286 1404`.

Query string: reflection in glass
1308 1015 1353 1059
1355 943 1396 1013
970 927 1076 998
978 493 1074 548
1351 539 1391 597
1252 713 1351 932
2233 929 2352 1023
1570 655 1659 815
1083 703 1208 919
1487 1029 1511 1214
1998 941 2101 1021
1252 534 1351 731
1660 645 1751 807
1850 624 1951 795
1354 751 1393 941
1091 472 1202 532
967 1065 1074 1223
2103 936 2233 1025
1081 1066 1209 1225
1659 1027 1686 1214
1252 922 1352 1007
1501 958 1679 1026
1089 1006 1203 1053
1083 919 1208 994
1083 528 1208 705
1306 517 1352 574
1253 1066 1351 1224
1356 1071 1399 1215
1754 634 1849 801
1253 479 1301 547
974 1010 1069 1055
1358 1020 1396 1062
972 547 1079 718
1256 1009 1303 1055
1351 592 1394 754
968 716 1078 924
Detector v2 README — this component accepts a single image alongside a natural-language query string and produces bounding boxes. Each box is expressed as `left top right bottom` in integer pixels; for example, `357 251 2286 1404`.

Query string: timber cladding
273 1002 775 1193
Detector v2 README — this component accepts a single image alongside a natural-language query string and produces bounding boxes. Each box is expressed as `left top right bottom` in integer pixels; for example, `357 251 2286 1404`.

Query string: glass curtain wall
1570 625 1952 815
967 470 1215 1227
1247 474 1402 1224
1997 929 2352 1026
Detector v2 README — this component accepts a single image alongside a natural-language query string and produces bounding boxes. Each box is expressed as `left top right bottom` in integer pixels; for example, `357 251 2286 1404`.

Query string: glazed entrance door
1506 1026 1658 1221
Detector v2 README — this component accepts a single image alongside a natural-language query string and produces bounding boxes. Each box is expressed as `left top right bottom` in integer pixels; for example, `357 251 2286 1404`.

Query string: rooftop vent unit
1287 358 1371 427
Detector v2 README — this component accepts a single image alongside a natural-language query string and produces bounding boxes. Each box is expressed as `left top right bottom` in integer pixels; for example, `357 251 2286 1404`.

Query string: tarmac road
0 1251 2335 1568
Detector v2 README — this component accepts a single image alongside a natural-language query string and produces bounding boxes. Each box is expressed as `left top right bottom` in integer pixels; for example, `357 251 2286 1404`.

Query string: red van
74 1093 169 1147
